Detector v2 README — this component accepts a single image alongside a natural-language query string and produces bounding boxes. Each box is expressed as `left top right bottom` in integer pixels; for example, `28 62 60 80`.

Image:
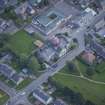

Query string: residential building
38 46 56 62
11 74 24 85
0 64 23 85
33 88 53 105
82 51 96 64
0 64 15 78
90 41 105 59
15 2 35 20
50 35 70 57
96 27 105 38
94 19 105 31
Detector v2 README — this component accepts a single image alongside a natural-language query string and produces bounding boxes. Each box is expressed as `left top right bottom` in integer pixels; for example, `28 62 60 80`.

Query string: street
5 9 105 105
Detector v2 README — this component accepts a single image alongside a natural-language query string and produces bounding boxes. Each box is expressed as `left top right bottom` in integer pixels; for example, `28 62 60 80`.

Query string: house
96 27 105 38
94 19 105 31
90 41 105 59
82 51 96 64
0 64 15 78
0 19 9 33
0 19 17 34
0 53 13 63
50 35 70 57
0 64 23 85
38 46 56 62
53 99 68 105
11 74 23 85
33 88 53 105
15 2 35 20
24 25 35 34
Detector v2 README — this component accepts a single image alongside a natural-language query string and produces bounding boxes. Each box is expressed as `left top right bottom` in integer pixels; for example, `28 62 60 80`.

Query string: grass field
75 59 105 82
6 30 35 59
0 90 9 105
5 30 42 74
53 59 105 105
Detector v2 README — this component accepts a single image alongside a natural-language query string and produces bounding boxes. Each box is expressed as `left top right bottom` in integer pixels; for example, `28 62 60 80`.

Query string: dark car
52 64 58 68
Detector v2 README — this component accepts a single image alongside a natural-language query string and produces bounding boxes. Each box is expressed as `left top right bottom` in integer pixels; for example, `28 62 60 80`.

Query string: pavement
0 81 16 97
4 8 105 105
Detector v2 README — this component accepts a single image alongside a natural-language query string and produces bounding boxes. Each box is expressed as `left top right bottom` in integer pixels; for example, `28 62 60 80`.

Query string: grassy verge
16 78 32 90
0 90 9 105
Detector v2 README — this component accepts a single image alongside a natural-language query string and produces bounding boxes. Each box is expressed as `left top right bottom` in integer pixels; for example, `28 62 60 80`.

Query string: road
0 81 16 97
5 10 105 105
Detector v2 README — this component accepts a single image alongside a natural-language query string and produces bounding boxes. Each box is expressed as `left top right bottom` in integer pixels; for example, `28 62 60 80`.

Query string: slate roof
33 88 53 104
90 41 105 59
0 64 15 78
11 74 23 85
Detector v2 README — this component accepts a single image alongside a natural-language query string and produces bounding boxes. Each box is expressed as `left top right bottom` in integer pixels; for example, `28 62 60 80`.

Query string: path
58 72 105 85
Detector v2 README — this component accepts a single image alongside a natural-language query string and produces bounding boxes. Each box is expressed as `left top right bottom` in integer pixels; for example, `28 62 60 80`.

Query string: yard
6 30 35 59
28 56 42 76
5 30 43 74
75 59 105 82
0 90 9 105
53 59 105 105
16 78 32 90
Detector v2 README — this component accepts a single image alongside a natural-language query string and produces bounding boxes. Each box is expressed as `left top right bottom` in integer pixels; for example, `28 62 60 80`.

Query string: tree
66 61 77 73
1 7 17 20
39 0 49 7
0 34 9 48
85 100 96 105
86 66 95 76
73 93 85 105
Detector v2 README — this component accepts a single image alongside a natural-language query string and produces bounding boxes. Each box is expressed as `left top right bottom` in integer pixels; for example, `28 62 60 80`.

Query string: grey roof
8 0 17 6
33 88 52 103
0 64 15 78
0 0 5 9
97 28 105 37
39 46 56 62
90 41 105 59
11 74 22 84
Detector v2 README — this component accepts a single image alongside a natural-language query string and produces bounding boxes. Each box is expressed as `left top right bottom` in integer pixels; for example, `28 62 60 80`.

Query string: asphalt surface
5 9 105 105
0 81 16 97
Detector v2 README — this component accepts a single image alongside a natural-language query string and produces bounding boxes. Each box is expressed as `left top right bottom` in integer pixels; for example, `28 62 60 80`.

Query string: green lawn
5 30 42 74
92 61 105 82
75 59 105 82
53 73 105 105
0 90 9 105
16 78 32 90
53 59 105 105
6 30 35 59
